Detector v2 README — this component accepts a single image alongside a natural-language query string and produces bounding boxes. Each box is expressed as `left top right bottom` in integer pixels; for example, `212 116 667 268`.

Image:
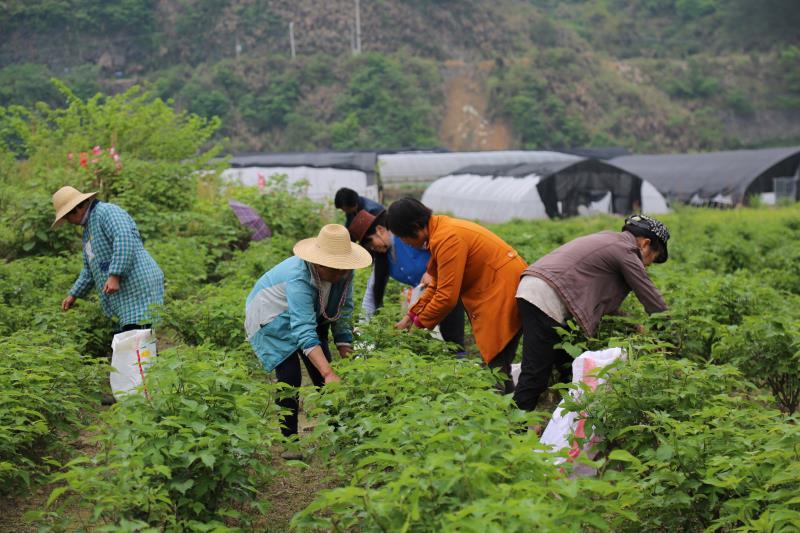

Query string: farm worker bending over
514 214 670 412
53 186 164 331
245 224 372 439
348 209 465 353
334 187 384 228
387 198 527 392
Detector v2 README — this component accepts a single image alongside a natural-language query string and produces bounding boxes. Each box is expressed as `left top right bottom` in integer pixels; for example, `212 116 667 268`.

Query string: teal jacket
244 256 354 371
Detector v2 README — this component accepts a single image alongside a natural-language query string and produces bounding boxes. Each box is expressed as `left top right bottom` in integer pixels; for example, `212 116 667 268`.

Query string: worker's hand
395 315 414 330
103 274 120 295
62 294 76 312
338 345 353 358
420 272 434 288
323 372 341 385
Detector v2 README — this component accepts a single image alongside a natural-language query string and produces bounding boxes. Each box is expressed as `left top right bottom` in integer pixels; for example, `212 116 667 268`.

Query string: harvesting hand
62 294 76 311
324 372 342 384
103 274 120 294
395 315 414 330
338 345 353 358
420 272 434 288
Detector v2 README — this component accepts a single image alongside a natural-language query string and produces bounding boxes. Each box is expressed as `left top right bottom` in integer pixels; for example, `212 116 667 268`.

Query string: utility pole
289 21 296 59
354 0 362 55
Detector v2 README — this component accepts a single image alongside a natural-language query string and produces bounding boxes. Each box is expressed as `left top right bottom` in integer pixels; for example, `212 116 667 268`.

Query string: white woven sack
110 329 157 400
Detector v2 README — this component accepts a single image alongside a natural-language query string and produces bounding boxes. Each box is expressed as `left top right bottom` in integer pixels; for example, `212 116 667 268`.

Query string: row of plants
293 297 799 531
0 83 334 531
38 345 286 530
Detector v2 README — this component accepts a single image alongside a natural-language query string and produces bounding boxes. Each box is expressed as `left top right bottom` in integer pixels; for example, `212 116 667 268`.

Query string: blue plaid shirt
69 201 164 327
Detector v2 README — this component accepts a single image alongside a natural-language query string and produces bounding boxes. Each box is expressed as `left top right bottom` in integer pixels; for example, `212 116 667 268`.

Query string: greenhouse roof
611 147 800 204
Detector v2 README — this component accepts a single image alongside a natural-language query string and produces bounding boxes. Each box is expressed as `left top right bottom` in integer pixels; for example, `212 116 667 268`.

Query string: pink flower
92 145 102 155
108 147 116 154
112 153 120 161
67 152 74 161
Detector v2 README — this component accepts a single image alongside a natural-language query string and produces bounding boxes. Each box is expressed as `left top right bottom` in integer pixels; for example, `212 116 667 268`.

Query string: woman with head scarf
514 214 670 412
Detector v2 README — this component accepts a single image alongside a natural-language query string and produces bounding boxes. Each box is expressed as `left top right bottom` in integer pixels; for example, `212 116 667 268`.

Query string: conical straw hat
51 186 98 228
293 224 372 269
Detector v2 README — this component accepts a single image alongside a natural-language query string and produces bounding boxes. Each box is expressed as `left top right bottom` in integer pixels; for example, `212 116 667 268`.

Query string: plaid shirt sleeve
69 255 94 298
104 208 137 276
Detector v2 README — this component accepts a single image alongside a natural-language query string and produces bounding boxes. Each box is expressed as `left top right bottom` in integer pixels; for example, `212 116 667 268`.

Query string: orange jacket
410 215 526 363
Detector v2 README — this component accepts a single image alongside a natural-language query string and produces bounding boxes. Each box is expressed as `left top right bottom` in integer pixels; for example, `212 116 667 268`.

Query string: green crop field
1 88 799 532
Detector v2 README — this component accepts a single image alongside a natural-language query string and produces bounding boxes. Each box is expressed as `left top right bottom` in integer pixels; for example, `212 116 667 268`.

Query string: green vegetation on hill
0 0 799 152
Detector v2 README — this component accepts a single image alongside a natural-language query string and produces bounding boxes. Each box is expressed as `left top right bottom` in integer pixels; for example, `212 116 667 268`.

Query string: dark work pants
120 323 152 332
439 300 466 353
274 322 333 437
487 331 522 394
513 298 572 411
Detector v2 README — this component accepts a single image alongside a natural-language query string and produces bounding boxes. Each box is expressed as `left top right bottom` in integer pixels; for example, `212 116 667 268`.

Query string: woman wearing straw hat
245 224 372 440
52 186 164 331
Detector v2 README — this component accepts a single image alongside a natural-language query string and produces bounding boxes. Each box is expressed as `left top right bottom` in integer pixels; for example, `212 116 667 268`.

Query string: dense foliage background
1 0 799 152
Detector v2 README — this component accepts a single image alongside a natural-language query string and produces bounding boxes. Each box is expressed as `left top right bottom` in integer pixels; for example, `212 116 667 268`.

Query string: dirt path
439 60 512 151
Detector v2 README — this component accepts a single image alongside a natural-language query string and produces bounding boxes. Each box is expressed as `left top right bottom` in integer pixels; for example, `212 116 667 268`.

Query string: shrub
47 346 284 530
714 316 800 413
0 331 103 493
566 354 800 530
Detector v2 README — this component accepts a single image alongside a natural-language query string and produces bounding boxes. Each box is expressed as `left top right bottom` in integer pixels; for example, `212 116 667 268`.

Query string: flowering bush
67 145 122 190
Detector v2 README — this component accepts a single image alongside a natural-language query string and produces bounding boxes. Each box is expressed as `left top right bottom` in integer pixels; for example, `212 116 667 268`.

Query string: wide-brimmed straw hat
51 186 98 228
348 208 384 244
294 224 372 270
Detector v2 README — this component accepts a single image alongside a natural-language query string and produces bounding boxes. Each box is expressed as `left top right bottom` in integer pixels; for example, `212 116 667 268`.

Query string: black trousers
439 300 466 353
487 331 522 394
513 298 572 411
274 322 333 437
119 323 152 332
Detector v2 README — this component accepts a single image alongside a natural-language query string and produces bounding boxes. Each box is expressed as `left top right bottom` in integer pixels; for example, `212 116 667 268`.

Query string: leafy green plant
297 324 639 532
0 331 103 493
46 346 284 530
565 354 800 530
714 317 800 413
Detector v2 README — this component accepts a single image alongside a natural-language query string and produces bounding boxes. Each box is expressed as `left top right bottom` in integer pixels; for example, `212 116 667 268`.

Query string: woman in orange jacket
388 198 526 392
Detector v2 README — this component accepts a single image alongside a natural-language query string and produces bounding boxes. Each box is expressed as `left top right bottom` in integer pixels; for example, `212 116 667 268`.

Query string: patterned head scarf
624 214 670 263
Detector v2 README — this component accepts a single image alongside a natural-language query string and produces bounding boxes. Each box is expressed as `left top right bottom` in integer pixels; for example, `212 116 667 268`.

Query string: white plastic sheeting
221 166 380 203
379 151 580 183
422 174 668 223
641 180 669 214
422 174 546 223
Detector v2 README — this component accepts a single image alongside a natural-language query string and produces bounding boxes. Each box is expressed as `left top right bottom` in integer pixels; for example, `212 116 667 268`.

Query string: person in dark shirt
334 187 384 227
